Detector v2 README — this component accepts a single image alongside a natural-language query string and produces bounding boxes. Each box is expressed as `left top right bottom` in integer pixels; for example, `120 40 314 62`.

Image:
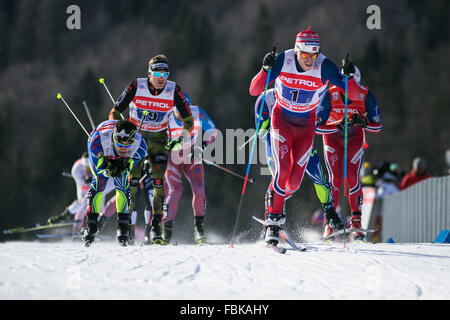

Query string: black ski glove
262 47 277 72
342 53 355 79
336 117 354 131
350 112 368 128
105 158 128 177
263 52 276 72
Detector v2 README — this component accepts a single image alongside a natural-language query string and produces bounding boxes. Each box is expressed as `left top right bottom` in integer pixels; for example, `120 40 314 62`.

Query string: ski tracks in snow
0 241 449 299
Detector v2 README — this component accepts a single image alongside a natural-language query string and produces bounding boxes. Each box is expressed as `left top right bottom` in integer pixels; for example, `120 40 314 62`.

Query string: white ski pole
238 133 256 150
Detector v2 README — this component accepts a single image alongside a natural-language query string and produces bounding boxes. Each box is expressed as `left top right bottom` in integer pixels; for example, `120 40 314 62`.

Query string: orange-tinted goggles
299 52 319 59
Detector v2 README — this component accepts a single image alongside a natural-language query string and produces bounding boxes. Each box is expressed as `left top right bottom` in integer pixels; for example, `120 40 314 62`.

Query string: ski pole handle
138 111 149 132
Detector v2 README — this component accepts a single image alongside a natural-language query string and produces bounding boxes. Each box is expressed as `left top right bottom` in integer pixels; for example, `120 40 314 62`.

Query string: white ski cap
295 26 320 53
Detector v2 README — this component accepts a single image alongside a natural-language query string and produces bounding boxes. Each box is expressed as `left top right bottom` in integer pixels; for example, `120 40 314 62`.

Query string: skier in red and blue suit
255 89 344 233
249 26 361 245
163 94 217 244
316 66 382 240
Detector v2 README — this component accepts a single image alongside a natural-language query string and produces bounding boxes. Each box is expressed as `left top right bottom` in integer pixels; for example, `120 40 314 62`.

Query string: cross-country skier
108 54 193 244
162 95 217 244
83 119 147 246
249 26 361 245
48 152 115 234
316 66 382 240
97 157 154 245
254 89 344 239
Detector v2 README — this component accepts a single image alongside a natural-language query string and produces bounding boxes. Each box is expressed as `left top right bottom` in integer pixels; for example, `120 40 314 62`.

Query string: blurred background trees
0 0 448 241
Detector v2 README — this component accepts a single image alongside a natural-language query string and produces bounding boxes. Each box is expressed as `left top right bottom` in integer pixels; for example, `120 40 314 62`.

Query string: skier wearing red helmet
249 26 361 245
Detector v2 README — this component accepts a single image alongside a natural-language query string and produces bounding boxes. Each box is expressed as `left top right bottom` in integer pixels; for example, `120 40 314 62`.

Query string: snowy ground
1 232 449 301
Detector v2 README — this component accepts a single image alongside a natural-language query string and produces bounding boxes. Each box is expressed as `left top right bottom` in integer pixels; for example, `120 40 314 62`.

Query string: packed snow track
1 240 449 300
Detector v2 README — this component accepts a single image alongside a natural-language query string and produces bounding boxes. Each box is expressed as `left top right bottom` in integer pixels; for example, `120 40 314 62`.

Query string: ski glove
165 136 184 151
336 117 352 131
105 158 128 177
350 112 368 128
263 51 276 72
342 58 355 79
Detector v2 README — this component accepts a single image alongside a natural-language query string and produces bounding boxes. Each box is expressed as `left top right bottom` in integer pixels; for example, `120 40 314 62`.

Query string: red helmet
295 26 320 54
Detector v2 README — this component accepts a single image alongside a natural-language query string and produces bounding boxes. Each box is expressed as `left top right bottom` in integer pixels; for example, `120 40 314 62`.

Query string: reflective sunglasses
299 51 319 59
152 71 169 78
114 140 133 149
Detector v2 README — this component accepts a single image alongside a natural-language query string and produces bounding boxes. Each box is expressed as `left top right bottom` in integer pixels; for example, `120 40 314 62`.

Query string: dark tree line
0 0 448 240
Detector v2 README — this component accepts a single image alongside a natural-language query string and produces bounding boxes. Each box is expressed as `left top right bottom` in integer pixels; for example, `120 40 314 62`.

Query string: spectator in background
376 163 401 198
400 157 432 190
389 163 404 183
360 161 376 187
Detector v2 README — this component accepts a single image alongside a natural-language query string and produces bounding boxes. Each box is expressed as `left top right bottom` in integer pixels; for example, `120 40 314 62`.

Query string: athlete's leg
346 132 365 212
164 157 184 222
323 134 344 209
183 161 206 217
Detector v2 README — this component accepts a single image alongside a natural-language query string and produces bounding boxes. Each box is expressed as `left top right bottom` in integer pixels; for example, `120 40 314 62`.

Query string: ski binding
252 215 307 252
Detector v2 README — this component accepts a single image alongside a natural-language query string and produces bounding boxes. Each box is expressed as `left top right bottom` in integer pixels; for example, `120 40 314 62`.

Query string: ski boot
262 191 287 242
82 212 98 247
322 204 345 240
193 216 207 245
350 211 365 241
150 214 168 245
264 213 286 246
116 213 130 246
47 208 72 225
162 219 173 244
